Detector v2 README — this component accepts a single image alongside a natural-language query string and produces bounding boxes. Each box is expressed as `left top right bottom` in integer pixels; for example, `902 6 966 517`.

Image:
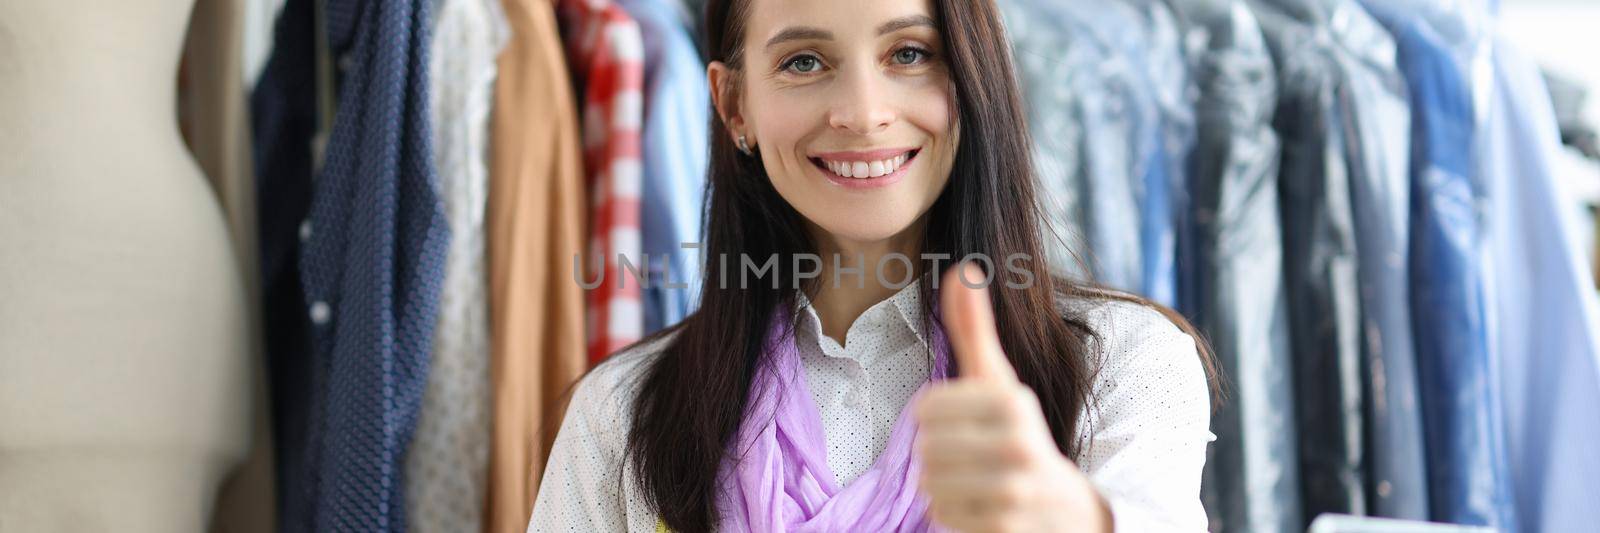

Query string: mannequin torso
0 1 252 530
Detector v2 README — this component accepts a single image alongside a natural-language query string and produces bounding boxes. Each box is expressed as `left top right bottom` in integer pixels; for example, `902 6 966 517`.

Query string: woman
530 0 1217 530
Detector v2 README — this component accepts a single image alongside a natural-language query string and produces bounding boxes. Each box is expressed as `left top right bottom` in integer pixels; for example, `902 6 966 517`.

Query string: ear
708 61 748 143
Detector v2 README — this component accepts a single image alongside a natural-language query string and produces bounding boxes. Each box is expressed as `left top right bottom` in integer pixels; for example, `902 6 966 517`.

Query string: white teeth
820 152 913 179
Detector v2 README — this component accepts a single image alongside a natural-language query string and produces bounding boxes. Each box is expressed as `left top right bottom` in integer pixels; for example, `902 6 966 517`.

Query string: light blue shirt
1482 37 1600 533
618 0 709 334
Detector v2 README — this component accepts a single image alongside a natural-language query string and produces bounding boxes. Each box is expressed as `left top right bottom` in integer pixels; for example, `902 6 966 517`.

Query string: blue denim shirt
1295 0 1429 522
1164 1 1301 531
1251 0 1371 523
1360 1 1516 528
1002 0 1180 304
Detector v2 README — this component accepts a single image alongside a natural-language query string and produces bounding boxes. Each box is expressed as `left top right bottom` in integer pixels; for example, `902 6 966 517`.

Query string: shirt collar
795 279 928 363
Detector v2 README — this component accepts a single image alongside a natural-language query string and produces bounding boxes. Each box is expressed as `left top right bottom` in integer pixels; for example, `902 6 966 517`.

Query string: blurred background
2 0 1598 532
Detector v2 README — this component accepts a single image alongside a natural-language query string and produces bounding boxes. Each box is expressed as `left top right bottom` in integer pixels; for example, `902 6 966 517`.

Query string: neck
806 222 925 346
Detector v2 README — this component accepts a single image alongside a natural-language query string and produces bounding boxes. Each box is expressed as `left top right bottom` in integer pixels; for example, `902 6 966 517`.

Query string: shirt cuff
1101 491 1208 533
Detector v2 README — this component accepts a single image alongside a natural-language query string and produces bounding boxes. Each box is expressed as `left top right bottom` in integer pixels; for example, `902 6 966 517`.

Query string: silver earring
737 135 752 156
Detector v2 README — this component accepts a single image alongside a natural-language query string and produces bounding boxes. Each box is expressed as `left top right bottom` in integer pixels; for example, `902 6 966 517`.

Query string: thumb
941 262 1017 382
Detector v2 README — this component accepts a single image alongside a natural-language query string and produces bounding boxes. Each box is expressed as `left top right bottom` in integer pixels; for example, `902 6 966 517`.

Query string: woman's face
712 0 959 247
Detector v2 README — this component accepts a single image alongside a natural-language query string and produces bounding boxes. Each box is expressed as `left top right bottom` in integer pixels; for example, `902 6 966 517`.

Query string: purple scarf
714 305 954 532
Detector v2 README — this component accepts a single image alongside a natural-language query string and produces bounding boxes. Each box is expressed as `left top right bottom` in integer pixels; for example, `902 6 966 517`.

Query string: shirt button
310 301 331 325
299 220 313 243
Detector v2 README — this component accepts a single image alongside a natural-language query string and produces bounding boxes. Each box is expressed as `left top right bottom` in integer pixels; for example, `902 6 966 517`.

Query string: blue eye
893 47 929 65
783 54 823 74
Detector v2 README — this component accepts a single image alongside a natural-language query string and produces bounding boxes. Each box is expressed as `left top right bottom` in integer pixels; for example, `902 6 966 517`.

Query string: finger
921 471 1037 514
921 472 1036 533
942 262 1018 382
922 472 999 533
915 425 1035 473
927 495 988 533
913 382 1027 428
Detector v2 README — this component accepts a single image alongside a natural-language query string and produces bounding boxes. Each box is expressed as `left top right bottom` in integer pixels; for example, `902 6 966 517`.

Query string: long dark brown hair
622 0 1220 530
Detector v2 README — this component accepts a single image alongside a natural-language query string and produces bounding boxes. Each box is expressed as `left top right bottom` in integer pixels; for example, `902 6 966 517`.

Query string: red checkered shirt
559 0 645 365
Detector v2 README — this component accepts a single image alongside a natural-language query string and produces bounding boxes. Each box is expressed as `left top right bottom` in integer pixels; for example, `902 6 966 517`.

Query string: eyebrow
763 15 938 51
876 15 936 36
764 26 832 51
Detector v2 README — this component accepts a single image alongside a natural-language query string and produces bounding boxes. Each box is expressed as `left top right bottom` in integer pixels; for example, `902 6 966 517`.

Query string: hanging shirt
1250 0 1371 524
1312 0 1434 521
406 0 508 530
1001 0 1143 294
1358 1 1516 528
1360 0 1473 522
1163 2 1302 531
1052 0 1179 306
559 0 647 365
1263 0 1428 521
527 285 1214 532
1072 2 1162 300
1001 0 1181 304
1000 0 1090 284
1483 37 1600 533
1122 0 1195 309
615 0 709 335
252 0 450 529
251 0 317 525
483 0 590 530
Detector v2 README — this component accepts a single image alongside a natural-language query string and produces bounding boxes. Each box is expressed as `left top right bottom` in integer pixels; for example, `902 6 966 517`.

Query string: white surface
1499 1 1600 128
1308 513 1497 533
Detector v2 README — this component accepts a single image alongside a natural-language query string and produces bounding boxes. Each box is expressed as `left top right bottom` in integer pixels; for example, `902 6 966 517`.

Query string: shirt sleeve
1074 301 1215 532
527 348 658 533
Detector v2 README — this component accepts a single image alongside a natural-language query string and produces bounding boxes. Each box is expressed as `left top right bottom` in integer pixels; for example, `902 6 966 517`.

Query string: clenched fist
913 263 1112 533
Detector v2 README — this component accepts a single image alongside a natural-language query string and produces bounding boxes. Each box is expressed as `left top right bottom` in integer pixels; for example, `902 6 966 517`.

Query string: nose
828 63 897 136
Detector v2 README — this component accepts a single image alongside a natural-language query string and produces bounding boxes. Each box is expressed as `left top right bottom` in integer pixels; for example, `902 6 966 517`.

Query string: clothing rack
225 0 1600 531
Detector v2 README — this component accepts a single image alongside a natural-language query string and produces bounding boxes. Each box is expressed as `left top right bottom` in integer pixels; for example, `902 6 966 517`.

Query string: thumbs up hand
913 263 1111 533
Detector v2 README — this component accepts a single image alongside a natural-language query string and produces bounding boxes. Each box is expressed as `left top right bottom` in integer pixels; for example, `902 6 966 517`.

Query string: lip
810 147 919 162
808 147 920 190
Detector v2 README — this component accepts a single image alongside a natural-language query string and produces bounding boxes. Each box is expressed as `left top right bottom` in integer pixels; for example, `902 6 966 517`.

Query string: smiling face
710 0 960 248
